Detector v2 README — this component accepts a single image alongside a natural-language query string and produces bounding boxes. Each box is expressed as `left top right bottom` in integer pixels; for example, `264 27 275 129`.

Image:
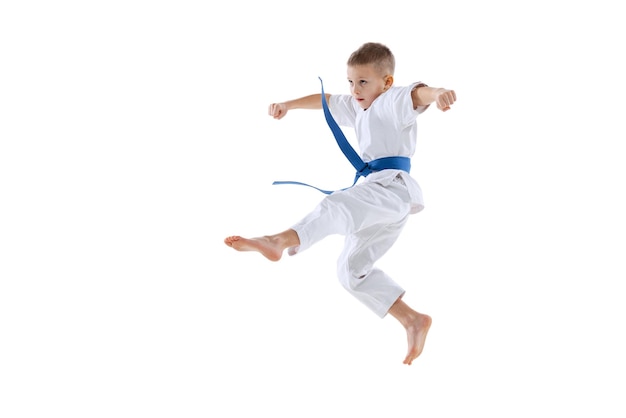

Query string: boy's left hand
436 89 457 112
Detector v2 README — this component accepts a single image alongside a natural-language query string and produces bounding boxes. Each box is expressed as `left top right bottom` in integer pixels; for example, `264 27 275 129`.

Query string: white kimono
289 82 429 318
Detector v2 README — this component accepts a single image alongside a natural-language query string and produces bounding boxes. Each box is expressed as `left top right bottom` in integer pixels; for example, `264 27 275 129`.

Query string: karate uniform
289 82 429 318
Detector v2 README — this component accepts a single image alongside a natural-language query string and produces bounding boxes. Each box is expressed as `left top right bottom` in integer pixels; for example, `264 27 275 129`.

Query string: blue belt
273 77 411 195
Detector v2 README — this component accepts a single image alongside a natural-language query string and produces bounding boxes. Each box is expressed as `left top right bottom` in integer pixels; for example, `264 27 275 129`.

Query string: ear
384 75 394 90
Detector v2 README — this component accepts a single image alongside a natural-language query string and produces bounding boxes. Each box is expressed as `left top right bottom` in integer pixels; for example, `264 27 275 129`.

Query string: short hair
347 42 395 75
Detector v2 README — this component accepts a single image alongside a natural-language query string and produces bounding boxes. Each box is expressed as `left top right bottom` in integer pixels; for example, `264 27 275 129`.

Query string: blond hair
347 42 395 75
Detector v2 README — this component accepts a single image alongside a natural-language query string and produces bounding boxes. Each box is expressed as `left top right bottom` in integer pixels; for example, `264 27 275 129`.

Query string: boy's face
347 64 393 110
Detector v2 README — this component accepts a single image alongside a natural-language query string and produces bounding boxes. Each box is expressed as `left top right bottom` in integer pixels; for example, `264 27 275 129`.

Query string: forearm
412 86 440 107
284 93 331 110
412 85 456 111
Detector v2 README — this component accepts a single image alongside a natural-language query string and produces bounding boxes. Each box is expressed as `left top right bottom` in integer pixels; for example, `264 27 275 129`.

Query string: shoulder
330 93 354 105
379 83 427 119
390 82 427 96
381 84 422 106
330 93 358 112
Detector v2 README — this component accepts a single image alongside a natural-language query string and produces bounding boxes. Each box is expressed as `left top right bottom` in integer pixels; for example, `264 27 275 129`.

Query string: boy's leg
225 189 359 261
330 179 431 364
224 229 299 262
388 298 432 365
225 177 408 260
337 220 432 364
336 219 408 317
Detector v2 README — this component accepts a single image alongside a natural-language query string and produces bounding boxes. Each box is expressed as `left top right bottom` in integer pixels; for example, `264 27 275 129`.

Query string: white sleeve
328 94 357 128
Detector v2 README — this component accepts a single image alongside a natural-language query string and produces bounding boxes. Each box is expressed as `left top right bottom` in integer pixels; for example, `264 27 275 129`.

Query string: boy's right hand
268 103 288 119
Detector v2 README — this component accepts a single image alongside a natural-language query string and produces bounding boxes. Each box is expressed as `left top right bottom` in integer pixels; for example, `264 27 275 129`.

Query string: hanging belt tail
319 77 366 173
271 180 336 195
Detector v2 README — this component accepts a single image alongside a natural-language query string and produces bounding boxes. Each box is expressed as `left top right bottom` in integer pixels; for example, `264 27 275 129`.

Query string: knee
336 259 366 291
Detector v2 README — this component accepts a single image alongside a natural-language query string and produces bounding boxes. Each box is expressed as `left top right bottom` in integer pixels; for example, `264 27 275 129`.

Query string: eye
360 80 367 86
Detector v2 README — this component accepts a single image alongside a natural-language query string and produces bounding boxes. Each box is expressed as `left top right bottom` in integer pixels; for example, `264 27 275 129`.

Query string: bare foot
224 235 284 262
388 298 432 365
403 313 432 365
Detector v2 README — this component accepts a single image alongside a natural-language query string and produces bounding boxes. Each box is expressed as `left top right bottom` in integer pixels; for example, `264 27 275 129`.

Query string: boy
224 42 456 365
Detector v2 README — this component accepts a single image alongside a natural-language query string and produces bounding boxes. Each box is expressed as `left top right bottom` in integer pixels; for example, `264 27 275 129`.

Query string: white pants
289 174 412 318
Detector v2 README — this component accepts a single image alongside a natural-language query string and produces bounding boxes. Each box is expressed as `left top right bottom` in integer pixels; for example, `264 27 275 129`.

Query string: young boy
224 42 456 365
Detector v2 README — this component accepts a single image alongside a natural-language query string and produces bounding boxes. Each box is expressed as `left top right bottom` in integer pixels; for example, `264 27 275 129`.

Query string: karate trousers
289 174 412 318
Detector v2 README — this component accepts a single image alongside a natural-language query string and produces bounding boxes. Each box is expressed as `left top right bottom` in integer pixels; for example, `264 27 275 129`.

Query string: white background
1 1 625 417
